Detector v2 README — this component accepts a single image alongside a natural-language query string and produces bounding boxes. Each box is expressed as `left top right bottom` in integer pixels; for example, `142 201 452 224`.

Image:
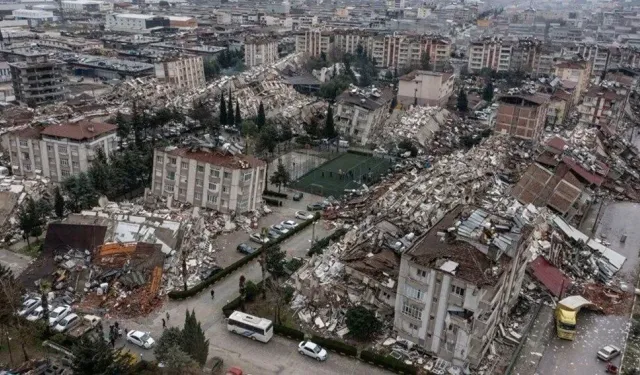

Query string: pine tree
181 310 209 366
324 105 336 139
235 100 241 127
219 94 227 126
227 90 234 126
420 51 430 70
71 334 132 375
269 159 291 193
54 187 64 218
131 101 143 148
115 111 130 149
18 197 42 248
256 101 266 129
483 81 494 102
457 89 469 113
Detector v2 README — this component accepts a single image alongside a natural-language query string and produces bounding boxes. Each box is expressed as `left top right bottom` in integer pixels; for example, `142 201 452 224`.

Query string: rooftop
163 147 266 169
399 70 453 82
41 121 117 141
68 54 154 73
336 86 394 111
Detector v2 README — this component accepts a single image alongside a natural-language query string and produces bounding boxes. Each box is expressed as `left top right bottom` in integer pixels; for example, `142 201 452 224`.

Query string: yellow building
554 59 592 105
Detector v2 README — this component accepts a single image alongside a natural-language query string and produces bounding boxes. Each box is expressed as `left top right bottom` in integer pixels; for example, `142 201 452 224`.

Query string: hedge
360 350 418 375
307 228 348 256
310 335 358 357
263 190 288 199
274 324 305 340
168 213 320 299
263 197 284 206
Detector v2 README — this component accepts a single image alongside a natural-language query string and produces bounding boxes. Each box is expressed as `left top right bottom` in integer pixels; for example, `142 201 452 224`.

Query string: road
0 248 32 276
530 201 640 375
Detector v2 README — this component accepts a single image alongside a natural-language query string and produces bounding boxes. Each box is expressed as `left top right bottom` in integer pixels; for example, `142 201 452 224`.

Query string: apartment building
554 59 591 105
62 0 112 13
577 86 626 133
154 56 205 90
334 87 393 144
151 146 266 213
244 38 279 67
9 51 65 107
106 13 195 33
397 70 454 107
495 94 550 141
468 37 501 72
12 9 57 22
294 30 330 57
394 205 530 367
1 122 117 182
469 37 546 75
561 43 610 76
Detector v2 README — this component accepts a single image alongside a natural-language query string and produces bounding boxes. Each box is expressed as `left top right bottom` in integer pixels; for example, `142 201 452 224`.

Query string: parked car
306 203 324 211
126 330 155 349
200 266 223 280
237 243 256 255
298 340 328 361
249 233 269 245
597 345 621 361
26 305 52 322
295 211 314 220
53 313 80 333
271 224 290 235
292 192 304 201
267 229 281 240
49 305 72 327
226 367 244 375
281 220 298 230
18 298 41 317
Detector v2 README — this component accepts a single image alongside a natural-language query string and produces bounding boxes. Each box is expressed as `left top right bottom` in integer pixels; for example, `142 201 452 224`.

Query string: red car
226 367 244 375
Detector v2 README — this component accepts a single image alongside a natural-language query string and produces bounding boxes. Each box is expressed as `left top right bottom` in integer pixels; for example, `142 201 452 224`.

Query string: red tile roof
10 126 44 140
40 121 117 141
529 256 572 297
546 137 567 153
561 156 607 186
165 148 266 169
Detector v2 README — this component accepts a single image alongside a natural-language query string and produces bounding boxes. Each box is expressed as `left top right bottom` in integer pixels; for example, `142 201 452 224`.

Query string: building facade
9 53 66 107
393 206 530 367
61 0 112 13
12 9 57 22
495 94 550 141
1 122 118 182
334 87 393 144
151 147 266 213
244 38 279 67
154 56 205 90
105 13 173 33
554 59 591 105
397 71 454 107
295 30 331 57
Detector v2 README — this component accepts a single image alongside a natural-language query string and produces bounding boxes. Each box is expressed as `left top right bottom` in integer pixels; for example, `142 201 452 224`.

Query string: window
197 165 205 173
167 171 175 181
208 182 217 191
409 323 419 331
181 162 188 169
451 285 465 297
19 140 27 147
156 155 163 163
180 175 187 183
22 152 29 160
61 169 70 177
211 170 220 178
223 171 231 178
207 193 217 203
402 302 421 320
222 186 228 193
415 268 427 278
155 182 161 190
58 146 67 154
179 188 185 195
195 192 202 200
60 159 69 167
243 172 252 181
196 178 203 186
405 285 423 301
169 157 176 165
165 185 174 193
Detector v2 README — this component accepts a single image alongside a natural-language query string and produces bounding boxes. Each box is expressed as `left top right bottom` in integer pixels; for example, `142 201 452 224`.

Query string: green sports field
290 151 392 198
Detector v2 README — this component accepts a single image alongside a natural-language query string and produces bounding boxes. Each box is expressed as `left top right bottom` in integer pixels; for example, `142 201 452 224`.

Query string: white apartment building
216 11 231 25
61 0 112 13
0 61 10 82
105 13 167 33
1 122 118 182
394 206 530 367
397 71 454 107
151 146 266 213
12 9 57 22
244 38 278 67
155 56 205 90
296 15 318 29
295 30 331 57
334 87 394 144
561 43 610 77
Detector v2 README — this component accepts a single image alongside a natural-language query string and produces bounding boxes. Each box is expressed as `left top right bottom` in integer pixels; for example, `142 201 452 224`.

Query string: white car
18 298 41 317
26 304 52 322
295 211 314 220
249 233 269 245
127 330 155 349
54 313 80 333
597 345 621 361
271 224 290 235
49 305 72 326
298 341 327 361
281 220 298 230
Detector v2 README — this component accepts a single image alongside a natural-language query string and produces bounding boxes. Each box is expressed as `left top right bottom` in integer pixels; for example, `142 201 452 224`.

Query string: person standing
210 289 215 299
162 318 166 329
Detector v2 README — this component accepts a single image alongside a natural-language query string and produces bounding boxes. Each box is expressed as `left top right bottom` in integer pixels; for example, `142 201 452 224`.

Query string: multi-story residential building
334 87 393 145
295 15 318 29
0 61 10 82
468 37 501 72
495 94 550 141
577 86 626 133
469 37 545 75
554 59 591 105
561 43 610 76
154 56 205 90
12 9 57 23
61 0 112 13
8 50 65 107
151 146 266 213
1 122 117 182
106 14 195 33
397 70 454 107
394 205 531 367
34 36 102 52
294 30 330 57
244 38 279 67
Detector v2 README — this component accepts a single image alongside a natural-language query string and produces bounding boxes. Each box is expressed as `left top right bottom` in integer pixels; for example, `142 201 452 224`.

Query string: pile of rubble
0 175 53 246
369 107 454 148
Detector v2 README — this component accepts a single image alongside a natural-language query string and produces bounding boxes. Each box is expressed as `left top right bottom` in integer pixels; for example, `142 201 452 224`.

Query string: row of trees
203 49 245 81
218 92 242 127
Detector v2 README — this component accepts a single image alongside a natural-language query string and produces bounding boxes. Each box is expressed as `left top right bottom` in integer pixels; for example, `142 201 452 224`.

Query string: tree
264 245 286 278
303 117 320 138
203 59 220 81
279 125 293 142
154 327 185 364
235 100 241 126
345 306 383 341
88 148 112 196
54 186 64 218
384 70 393 80
130 101 144 148
163 345 199 374
389 95 397 113
483 81 494 102
420 51 430 71
158 0 169 7
62 172 98 213
269 159 291 193
0 265 23 366
457 89 468 113
243 280 259 302
39 283 50 336
115 111 130 149
18 197 42 248
256 125 278 155
256 101 266 129
227 91 235 126
219 94 227 126
324 106 337 139
181 310 209 366
71 332 132 375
